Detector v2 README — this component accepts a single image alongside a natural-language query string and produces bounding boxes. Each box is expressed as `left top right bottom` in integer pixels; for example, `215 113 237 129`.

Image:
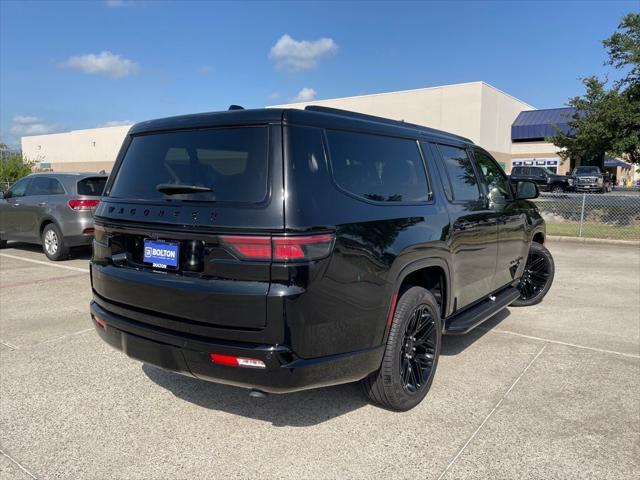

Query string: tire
550 185 564 194
512 242 555 307
0 240 6 249
42 223 69 261
362 286 442 411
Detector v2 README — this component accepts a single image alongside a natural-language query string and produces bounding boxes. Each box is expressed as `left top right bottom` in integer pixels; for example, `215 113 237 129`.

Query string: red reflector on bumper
210 353 266 369
93 315 105 329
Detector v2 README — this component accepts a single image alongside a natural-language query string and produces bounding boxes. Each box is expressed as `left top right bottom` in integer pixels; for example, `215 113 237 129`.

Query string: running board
443 287 520 335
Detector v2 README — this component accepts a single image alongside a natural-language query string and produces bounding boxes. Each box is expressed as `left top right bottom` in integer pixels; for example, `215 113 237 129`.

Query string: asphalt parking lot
1 241 638 479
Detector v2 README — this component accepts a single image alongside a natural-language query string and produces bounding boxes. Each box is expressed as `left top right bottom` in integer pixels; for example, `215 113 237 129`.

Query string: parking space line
0 447 37 479
0 340 18 350
37 328 94 346
485 328 640 359
437 344 547 480
0 253 89 273
2 272 88 290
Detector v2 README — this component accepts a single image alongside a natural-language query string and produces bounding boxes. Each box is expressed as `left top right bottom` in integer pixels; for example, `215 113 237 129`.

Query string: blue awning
604 158 632 169
511 107 576 141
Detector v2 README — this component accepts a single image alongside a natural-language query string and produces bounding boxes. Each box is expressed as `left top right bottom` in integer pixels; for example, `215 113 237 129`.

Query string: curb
547 235 640 247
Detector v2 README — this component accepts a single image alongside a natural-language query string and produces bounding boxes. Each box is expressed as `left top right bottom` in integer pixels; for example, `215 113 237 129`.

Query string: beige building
21 124 131 173
21 81 571 174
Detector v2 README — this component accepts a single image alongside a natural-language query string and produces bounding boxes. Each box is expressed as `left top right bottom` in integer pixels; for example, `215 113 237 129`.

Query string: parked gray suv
0 172 107 260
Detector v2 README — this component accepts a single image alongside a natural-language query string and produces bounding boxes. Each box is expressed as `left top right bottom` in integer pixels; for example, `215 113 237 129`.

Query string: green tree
0 153 35 186
550 13 640 165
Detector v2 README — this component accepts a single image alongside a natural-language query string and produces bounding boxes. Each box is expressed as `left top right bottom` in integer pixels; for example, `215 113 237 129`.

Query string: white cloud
9 116 58 137
99 120 133 127
60 51 139 79
269 34 338 72
105 0 141 7
291 87 317 102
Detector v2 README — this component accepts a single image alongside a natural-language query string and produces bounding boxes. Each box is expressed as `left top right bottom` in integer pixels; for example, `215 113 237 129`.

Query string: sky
0 0 636 148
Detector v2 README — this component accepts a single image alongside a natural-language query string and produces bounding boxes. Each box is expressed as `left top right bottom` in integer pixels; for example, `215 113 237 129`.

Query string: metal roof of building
511 107 576 141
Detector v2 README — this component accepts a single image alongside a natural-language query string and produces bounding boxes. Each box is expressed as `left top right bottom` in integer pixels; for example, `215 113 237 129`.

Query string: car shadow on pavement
142 308 511 425
440 308 510 356
142 364 369 427
3 241 92 260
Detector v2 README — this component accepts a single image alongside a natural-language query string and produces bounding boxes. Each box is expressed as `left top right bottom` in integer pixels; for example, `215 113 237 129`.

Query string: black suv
509 166 574 193
90 106 555 411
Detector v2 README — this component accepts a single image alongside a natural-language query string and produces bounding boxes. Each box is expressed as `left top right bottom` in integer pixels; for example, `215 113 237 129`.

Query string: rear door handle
11 203 20 207
38 202 47 207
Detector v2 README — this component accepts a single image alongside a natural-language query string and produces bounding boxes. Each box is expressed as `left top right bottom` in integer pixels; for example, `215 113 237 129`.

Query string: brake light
273 234 334 261
220 234 334 261
83 228 95 235
210 353 266 369
219 236 271 260
68 199 100 211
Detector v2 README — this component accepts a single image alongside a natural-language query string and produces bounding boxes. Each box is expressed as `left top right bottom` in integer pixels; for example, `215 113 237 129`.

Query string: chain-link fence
533 191 640 241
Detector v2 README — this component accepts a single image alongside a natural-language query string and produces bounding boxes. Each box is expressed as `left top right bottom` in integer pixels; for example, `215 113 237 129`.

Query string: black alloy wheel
399 305 437 394
362 286 442 411
512 242 555 307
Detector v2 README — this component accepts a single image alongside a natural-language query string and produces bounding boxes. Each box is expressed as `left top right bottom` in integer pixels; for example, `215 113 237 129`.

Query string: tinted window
574 166 599 175
78 177 107 196
26 177 65 196
327 130 429 202
109 127 269 203
512 167 524 176
437 145 480 202
474 149 513 203
7 178 30 198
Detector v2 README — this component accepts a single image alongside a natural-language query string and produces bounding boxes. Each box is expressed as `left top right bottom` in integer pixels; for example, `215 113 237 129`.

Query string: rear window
326 130 429 203
78 177 107 196
109 127 269 203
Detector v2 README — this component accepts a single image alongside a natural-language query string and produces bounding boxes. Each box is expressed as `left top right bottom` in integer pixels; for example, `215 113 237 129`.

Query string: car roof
29 172 108 178
129 106 472 144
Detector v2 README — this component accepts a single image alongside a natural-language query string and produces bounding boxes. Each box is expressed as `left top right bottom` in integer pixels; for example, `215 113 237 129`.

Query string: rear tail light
210 353 266 369
220 234 334 262
218 236 271 260
83 228 95 235
68 199 100 211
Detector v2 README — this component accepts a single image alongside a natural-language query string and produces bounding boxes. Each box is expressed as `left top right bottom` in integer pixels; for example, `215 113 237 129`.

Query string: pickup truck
571 166 612 193
509 166 574 193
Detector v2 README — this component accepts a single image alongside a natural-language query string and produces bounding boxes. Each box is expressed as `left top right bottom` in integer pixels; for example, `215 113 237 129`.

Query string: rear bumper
65 233 94 247
90 299 384 393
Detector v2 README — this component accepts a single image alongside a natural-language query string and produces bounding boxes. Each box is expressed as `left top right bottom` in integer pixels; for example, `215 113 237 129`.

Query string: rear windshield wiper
156 184 213 195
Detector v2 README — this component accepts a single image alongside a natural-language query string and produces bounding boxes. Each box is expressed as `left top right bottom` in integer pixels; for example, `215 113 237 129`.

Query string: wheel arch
532 229 545 245
383 257 452 342
39 216 61 241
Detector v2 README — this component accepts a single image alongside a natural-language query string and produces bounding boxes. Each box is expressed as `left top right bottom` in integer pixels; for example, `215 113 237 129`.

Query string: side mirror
516 181 539 200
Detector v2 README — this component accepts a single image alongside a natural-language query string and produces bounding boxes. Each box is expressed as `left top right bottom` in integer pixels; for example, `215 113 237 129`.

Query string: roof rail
303 105 471 142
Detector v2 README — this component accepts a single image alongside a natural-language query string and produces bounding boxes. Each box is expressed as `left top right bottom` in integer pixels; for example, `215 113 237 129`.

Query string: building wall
21 82 564 176
271 81 534 158
21 125 131 173
509 141 569 175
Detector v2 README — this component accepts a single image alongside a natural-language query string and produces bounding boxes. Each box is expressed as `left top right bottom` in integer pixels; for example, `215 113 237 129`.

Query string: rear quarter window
326 130 429 203
108 126 269 203
77 177 107 196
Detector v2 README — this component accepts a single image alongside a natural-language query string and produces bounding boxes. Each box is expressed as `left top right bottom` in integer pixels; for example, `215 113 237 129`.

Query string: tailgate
91 124 284 331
